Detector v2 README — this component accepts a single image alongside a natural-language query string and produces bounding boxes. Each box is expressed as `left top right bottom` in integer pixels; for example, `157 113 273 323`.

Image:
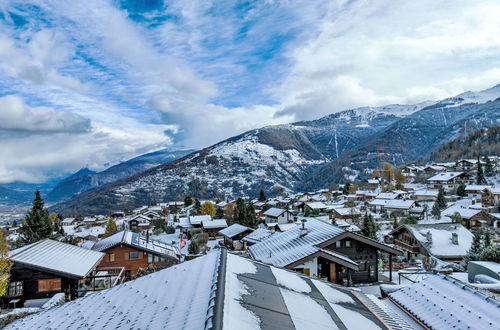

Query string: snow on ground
279 288 339 330
271 266 311 293
223 253 260 330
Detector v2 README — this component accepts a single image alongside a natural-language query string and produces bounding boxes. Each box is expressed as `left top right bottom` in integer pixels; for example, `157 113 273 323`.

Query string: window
106 253 115 262
369 265 375 277
129 251 139 260
38 278 61 292
335 241 342 248
345 240 351 248
148 253 153 263
6 281 23 297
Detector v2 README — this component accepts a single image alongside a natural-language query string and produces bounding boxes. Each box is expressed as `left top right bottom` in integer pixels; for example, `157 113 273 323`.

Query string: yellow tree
0 232 12 296
200 202 216 217
104 217 118 237
383 163 395 183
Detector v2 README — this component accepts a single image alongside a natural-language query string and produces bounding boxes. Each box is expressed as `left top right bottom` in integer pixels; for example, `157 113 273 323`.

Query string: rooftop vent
299 219 308 237
451 232 459 245
426 231 432 243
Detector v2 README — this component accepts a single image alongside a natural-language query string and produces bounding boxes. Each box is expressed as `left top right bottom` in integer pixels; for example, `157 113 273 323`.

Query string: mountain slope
51 85 500 215
46 149 194 202
429 126 500 162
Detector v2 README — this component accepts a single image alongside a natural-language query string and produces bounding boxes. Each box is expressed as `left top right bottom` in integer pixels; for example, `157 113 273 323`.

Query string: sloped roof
7 249 403 329
427 171 464 182
241 228 274 244
248 218 345 267
92 231 179 258
263 207 286 217
389 274 500 329
202 218 227 229
190 215 211 225
9 239 104 279
369 199 415 209
218 223 252 238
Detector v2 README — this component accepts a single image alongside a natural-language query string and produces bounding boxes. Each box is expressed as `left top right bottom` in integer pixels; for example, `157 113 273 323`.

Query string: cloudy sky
1 0 500 183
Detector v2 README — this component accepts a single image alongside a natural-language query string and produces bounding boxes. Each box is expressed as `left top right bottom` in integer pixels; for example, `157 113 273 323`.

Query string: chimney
451 232 458 245
299 219 308 237
146 229 150 244
426 231 432 243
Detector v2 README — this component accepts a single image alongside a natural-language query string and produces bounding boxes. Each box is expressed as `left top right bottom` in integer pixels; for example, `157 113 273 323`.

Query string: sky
1 0 500 183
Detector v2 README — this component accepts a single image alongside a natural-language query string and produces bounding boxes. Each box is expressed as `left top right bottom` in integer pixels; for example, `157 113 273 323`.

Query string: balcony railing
394 239 420 253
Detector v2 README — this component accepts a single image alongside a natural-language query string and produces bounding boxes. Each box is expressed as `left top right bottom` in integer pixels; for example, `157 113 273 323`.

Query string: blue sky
1 0 500 183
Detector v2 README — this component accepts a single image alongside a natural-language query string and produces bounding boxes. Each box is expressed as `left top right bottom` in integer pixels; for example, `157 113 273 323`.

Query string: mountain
429 126 500 162
51 85 500 215
46 149 195 203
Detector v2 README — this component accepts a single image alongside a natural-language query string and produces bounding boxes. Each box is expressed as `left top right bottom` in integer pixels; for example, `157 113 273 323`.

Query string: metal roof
7 249 406 329
9 239 105 279
248 218 345 267
389 274 500 329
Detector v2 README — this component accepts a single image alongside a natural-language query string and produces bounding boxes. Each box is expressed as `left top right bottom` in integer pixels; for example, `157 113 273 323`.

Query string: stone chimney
451 232 458 245
426 231 432 243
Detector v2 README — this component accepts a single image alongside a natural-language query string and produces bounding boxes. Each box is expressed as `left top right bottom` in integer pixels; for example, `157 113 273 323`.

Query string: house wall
293 258 318 277
1 263 78 307
96 245 177 280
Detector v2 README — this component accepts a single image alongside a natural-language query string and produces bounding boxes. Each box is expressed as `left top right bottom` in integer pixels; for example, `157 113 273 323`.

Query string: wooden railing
393 239 420 253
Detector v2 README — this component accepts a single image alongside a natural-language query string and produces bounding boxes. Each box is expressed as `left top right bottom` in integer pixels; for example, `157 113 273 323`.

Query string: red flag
180 238 187 249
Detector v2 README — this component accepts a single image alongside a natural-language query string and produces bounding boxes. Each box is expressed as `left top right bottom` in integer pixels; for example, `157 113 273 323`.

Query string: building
91 231 180 280
218 224 253 250
368 199 416 217
241 228 274 246
2 239 105 307
387 223 473 262
426 172 471 191
387 274 500 329
262 207 292 225
201 218 227 237
5 249 414 330
248 218 402 285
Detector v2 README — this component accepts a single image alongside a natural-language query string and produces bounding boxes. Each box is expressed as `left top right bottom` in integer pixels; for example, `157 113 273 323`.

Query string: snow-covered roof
218 223 252 238
330 207 361 216
427 171 464 182
389 274 500 329
277 223 299 231
404 223 473 258
413 190 438 197
263 207 286 217
241 228 274 244
442 204 481 219
189 215 211 225
465 185 492 191
369 199 415 209
7 249 402 330
9 239 104 279
202 218 227 229
92 231 179 258
248 218 345 267
376 192 401 200
305 201 327 209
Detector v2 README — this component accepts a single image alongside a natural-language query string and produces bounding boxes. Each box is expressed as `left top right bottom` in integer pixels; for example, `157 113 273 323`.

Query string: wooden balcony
394 239 420 253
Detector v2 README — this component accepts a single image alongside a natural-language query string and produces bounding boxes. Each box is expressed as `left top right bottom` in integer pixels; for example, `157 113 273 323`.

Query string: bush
165 226 175 234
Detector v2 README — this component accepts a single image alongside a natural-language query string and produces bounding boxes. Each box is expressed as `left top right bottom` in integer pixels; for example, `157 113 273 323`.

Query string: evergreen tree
436 186 447 209
478 244 500 262
245 203 259 229
165 225 175 234
0 232 12 296
193 199 202 215
456 183 467 197
342 183 350 195
431 202 441 219
184 196 193 207
483 230 491 248
484 157 494 177
104 217 118 237
233 198 246 224
476 156 486 184
215 207 225 219
361 214 378 240
188 239 200 255
462 231 483 268
258 189 266 202
21 190 54 244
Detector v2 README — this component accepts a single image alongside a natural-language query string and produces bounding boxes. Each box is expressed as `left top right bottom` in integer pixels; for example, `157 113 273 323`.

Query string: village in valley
0 155 498 328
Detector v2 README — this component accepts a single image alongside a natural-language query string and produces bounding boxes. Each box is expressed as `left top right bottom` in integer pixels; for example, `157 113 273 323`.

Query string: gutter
210 248 227 330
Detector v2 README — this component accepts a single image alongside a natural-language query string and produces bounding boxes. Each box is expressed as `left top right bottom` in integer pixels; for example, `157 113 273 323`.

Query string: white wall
293 258 318 277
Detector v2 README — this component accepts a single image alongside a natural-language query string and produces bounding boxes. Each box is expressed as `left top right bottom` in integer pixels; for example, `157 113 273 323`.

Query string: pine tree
21 190 54 244
431 202 441 219
188 239 199 255
342 183 350 195
258 189 266 202
245 203 259 229
476 156 486 184
436 186 447 209
0 231 12 296
483 231 491 248
361 214 378 240
184 196 193 207
478 244 500 261
233 198 246 224
193 199 202 215
104 217 118 237
200 202 216 217
484 157 494 177
462 232 483 268
215 207 224 219
456 183 467 197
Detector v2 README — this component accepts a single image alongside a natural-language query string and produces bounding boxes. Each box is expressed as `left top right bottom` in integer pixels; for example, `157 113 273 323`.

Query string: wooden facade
96 245 178 280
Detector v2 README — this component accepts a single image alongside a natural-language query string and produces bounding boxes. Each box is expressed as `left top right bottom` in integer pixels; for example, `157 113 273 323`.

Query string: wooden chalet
218 224 253 250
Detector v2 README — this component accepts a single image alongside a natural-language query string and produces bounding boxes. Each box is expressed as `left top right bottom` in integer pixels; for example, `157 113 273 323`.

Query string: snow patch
271 266 311 293
311 279 354 303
